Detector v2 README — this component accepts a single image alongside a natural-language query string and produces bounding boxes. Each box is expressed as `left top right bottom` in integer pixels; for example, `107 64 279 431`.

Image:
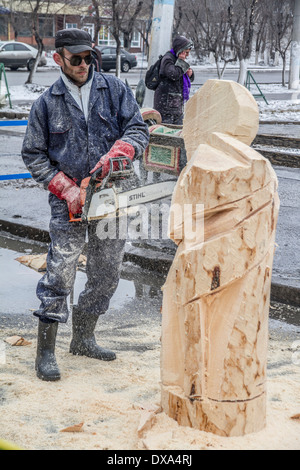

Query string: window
98 25 109 45
14 44 30 51
98 25 140 49
131 30 140 48
0 17 7 36
101 47 111 55
83 24 94 39
16 15 32 37
3 44 14 51
66 23 77 29
98 26 119 46
39 16 54 38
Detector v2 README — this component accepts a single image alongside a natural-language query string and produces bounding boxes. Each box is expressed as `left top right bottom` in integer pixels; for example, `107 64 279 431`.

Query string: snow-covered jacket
22 72 149 188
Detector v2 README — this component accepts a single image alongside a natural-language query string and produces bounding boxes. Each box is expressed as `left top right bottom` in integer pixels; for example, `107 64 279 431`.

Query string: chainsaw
69 156 176 223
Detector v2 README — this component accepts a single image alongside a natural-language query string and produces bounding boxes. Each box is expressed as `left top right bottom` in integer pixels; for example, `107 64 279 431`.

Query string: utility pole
144 0 175 107
289 0 300 90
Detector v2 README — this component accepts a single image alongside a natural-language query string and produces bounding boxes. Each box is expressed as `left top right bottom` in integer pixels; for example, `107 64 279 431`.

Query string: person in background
22 28 149 382
154 35 194 125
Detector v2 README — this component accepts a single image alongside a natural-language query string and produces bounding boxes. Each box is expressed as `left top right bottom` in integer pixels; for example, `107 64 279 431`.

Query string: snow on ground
1 82 299 124
258 96 300 122
7 83 47 102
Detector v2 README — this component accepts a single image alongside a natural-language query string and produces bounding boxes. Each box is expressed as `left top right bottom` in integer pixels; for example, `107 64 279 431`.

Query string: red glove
90 140 135 178
48 171 82 215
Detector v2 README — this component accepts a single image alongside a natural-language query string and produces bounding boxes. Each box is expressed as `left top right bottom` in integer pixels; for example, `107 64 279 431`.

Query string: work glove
48 171 82 215
90 140 135 178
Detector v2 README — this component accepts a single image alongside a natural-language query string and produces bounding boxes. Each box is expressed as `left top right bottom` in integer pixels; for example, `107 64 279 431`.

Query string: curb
0 217 172 274
270 282 300 308
0 110 29 119
1 218 299 307
1 109 300 123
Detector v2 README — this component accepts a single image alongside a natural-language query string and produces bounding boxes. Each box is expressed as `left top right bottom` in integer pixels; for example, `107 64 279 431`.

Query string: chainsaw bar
86 180 176 221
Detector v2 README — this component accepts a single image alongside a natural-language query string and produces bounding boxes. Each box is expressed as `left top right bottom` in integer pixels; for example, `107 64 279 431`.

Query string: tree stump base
161 386 266 437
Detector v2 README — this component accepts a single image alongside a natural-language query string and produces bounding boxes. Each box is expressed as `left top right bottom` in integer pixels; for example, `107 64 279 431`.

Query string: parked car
0 41 47 71
96 46 137 73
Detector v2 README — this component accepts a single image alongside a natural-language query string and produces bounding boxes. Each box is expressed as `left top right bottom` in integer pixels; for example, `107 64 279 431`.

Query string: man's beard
63 63 89 86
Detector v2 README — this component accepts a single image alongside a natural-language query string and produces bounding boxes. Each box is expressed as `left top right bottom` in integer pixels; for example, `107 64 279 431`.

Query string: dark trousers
34 194 125 323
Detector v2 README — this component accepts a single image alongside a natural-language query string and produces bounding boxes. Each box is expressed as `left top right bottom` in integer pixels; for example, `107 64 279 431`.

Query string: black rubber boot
69 307 116 361
35 320 61 381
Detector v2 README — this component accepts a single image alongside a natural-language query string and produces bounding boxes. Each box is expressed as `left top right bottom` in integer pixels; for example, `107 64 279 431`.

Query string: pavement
0 97 299 308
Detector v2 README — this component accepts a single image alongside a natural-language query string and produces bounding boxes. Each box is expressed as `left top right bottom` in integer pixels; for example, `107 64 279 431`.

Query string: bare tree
97 0 148 77
182 0 205 60
174 0 256 81
173 1 183 37
268 0 293 86
22 0 74 84
135 13 153 58
199 0 237 78
90 0 102 43
253 0 270 65
228 0 258 85
173 0 294 86
25 0 47 84
120 1 144 49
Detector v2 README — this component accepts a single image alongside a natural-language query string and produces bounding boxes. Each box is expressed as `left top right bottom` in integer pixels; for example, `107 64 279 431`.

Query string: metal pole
0 63 12 108
144 0 175 107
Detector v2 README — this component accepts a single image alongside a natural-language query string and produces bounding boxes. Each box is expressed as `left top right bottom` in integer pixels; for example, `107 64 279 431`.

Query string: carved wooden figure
161 80 280 437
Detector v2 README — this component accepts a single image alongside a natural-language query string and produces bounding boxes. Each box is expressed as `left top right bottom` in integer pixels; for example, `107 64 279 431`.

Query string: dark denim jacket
22 72 149 187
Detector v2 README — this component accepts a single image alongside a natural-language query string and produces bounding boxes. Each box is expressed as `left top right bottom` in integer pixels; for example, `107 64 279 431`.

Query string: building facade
0 1 144 52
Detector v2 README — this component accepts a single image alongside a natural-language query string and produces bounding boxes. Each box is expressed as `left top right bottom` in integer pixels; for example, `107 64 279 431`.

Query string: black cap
55 28 93 53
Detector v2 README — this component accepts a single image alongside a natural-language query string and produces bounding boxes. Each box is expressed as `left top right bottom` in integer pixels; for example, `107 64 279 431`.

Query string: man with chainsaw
22 28 149 381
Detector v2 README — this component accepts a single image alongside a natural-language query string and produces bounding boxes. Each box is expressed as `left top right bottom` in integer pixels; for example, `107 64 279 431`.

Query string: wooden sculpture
160 79 280 437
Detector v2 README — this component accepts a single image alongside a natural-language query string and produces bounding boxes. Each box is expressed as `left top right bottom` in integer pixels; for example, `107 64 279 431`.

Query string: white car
0 41 47 71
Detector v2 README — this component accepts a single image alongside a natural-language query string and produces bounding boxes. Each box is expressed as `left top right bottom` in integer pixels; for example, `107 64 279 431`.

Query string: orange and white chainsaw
69 157 176 223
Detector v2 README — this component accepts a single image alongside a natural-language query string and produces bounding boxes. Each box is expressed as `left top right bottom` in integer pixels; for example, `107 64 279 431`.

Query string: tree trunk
25 26 43 85
215 57 221 79
115 40 122 78
237 58 248 85
289 0 300 90
91 0 101 44
282 55 286 87
161 79 279 437
25 52 40 85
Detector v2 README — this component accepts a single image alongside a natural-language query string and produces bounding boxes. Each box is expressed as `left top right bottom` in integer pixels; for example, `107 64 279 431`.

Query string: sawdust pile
0 312 299 450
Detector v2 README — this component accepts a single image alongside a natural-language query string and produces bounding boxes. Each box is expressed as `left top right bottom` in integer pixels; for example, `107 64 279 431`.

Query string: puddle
0 232 165 320
0 231 299 329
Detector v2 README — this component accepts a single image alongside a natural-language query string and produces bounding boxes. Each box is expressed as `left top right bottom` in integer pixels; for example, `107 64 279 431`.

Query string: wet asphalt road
5 66 300 102
3 65 293 87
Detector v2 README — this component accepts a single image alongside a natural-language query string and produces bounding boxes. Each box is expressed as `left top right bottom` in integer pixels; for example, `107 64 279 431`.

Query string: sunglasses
62 54 92 66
